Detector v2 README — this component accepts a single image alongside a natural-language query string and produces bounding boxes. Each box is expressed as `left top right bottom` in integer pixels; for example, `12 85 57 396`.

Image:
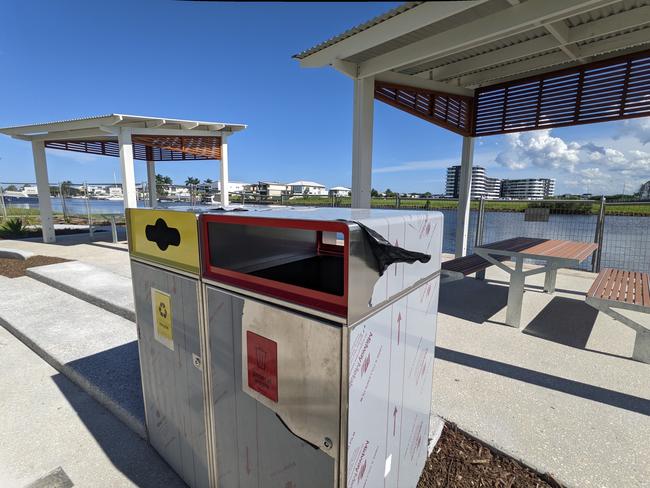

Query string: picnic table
474 237 599 328
586 268 650 363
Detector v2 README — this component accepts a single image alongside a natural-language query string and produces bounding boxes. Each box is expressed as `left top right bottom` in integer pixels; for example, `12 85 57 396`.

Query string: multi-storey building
445 165 501 199
500 178 555 200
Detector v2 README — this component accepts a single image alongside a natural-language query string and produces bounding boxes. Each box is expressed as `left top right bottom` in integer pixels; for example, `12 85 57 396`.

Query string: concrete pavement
0 326 186 488
0 276 144 437
434 262 650 488
26 261 135 321
0 231 131 278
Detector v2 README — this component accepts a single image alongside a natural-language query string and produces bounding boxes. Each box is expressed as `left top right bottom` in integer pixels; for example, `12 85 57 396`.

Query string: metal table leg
544 265 557 293
505 256 525 328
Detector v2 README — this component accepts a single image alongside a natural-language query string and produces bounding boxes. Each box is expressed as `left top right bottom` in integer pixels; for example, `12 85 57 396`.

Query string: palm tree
185 176 200 186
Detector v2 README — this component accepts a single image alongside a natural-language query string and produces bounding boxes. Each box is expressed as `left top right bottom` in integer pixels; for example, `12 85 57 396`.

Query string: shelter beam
147 160 157 208
455 137 474 257
220 134 230 207
352 77 374 209
31 140 56 243
118 128 138 209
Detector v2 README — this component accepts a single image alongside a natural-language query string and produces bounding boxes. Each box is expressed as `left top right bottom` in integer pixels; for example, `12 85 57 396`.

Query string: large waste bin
127 207 212 488
200 208 443 488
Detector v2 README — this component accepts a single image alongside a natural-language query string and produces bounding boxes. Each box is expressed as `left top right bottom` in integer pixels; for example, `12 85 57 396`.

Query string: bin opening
249 254 344 296
204 219 347 301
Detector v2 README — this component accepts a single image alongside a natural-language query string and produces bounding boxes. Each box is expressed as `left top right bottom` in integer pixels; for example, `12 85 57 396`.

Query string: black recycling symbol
158 302 168 319
145 218 181 251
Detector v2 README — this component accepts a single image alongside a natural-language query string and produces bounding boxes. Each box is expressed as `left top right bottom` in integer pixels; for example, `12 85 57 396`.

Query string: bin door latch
192 353 202 371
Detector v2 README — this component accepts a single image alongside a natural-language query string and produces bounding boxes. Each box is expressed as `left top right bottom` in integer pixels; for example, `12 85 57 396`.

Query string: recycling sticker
151 288 174 350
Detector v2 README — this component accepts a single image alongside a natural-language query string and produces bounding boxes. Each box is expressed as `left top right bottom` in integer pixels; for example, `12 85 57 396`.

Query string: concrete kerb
0 248 35 260
25 261 135 322
0 316 146 439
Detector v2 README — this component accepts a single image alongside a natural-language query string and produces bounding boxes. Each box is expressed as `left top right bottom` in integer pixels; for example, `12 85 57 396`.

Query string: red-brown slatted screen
375 81 473 136
44 135 222 161
473 50 650 136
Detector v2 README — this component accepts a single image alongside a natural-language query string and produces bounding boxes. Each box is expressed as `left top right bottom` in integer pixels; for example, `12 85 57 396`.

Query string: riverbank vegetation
285 196 650 216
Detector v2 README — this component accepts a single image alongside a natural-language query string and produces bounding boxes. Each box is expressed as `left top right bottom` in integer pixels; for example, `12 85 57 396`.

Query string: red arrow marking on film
397 312 402 345
393 406 398 436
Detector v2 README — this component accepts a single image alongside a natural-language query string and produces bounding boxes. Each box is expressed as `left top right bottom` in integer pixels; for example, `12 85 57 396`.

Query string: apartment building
501 178 555 199
445 165 501 199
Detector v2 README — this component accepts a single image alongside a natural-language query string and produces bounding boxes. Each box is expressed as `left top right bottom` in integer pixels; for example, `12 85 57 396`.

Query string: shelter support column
147 160 157 208
118 128 138 209
352 76 374 209
220 134 230 206
455 136 474 257
31 140 55 243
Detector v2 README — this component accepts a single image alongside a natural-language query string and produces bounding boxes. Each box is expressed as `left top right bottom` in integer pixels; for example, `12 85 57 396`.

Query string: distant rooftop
286 180 326 187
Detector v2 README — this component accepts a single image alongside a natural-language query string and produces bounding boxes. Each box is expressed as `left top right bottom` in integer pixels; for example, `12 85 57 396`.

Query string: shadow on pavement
435 347 650 416
63 341 145 427
523 296 599 349
439 278 508 324
51 373 187 488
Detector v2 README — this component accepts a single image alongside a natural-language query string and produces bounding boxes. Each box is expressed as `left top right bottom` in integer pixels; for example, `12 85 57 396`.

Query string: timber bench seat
441 253 509 281
441 237 556 282
586 268 650 363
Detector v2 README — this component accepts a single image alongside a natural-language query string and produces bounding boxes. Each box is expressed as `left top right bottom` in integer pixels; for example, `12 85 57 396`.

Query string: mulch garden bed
0 256 69 278
418 424 563 488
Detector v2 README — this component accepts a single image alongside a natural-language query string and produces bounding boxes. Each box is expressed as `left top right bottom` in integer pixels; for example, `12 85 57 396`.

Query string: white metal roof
286 180 326 187
295 0 650 90
0 114 246 139
330 186 352 191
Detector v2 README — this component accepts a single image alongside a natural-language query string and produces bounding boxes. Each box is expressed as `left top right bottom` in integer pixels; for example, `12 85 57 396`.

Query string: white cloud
493 128 650 194
616 118 650 144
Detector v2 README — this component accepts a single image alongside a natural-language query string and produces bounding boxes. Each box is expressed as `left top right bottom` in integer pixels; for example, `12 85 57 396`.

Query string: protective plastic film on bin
200 208 443 488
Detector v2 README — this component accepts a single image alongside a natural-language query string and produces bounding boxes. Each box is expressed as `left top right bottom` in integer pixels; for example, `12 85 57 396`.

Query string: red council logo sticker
246 331 278 402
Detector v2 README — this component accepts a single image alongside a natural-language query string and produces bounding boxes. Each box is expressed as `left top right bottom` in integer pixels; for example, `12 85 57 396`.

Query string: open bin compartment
201 214 350 318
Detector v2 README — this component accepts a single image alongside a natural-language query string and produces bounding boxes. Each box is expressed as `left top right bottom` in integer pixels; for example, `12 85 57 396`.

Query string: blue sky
1 1 649 195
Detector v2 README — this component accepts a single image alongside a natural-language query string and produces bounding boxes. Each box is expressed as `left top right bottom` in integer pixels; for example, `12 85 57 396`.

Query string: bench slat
587 268 650 309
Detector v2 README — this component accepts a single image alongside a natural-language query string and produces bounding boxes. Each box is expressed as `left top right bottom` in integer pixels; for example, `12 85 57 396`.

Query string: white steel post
147 160 157 208
455 136 474 257
31 140 56 243
118 128 138 209
352 76 374 209
220 133 230 207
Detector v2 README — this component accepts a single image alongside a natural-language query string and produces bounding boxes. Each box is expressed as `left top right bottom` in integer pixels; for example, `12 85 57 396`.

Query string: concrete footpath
0 326 186 488
434 263 650 488
0 275 144 437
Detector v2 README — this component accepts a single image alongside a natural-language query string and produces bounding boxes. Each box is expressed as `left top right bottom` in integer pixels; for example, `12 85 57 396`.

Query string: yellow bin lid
126 208 200 274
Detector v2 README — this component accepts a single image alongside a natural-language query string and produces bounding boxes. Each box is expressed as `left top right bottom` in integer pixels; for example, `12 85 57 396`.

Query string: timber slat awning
473 49 650 136
375 82 473 136
44 135 222 161
375 49 650 138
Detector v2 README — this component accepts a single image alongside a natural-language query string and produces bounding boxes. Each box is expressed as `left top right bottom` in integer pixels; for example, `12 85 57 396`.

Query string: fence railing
2 183 649 273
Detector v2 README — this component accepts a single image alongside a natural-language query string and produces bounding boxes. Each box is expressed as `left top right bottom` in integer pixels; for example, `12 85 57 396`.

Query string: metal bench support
586 297 650 363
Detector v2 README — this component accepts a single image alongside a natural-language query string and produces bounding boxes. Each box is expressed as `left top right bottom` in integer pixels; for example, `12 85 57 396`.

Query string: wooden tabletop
476 237 598 262
587 268 650 308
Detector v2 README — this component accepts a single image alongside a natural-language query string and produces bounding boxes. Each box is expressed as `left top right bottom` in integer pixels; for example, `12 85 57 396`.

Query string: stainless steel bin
127 207 211 488
200 208 443 488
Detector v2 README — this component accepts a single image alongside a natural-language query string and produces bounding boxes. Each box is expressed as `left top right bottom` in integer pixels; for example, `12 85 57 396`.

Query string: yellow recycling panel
127 208 200 274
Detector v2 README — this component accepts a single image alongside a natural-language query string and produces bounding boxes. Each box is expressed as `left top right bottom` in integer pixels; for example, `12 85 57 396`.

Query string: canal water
6 198 649 273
